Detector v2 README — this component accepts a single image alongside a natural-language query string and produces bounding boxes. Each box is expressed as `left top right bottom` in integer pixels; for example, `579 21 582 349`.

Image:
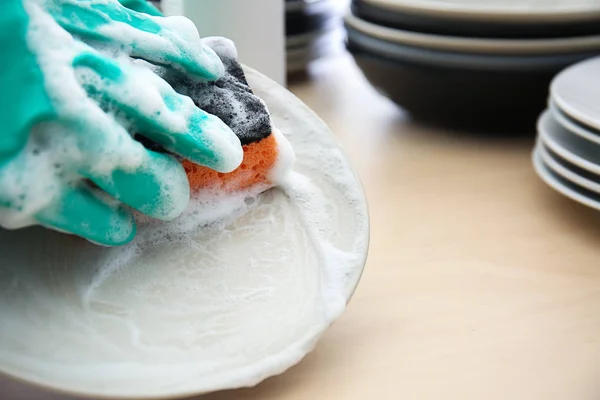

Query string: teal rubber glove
117 0 162 16
0 0 244 246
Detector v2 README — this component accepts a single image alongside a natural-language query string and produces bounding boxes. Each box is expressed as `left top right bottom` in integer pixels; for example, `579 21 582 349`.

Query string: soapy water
79 188 264 307
79 127 295 304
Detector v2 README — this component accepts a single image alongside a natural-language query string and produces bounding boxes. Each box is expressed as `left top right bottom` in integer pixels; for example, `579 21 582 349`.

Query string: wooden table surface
202 53 600 400
5 53 600 400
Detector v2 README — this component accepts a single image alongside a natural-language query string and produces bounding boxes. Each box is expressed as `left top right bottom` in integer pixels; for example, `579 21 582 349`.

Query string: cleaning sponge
169 37 295 193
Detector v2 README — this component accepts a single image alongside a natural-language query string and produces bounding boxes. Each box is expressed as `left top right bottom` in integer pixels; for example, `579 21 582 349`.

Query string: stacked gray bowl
345 0 600 132
286 0 343 75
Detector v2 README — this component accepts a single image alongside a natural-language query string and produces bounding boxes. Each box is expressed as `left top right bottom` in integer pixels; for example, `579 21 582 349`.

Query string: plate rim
532 145 600 211
537 109 600 176
550 56 600 133
344 11 600 55
537 142 600 194
346 25 596 71
549 98 600 146
361 0 600 22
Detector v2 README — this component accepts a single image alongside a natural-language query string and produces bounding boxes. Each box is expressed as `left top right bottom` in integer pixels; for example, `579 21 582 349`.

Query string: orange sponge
183 133 279 192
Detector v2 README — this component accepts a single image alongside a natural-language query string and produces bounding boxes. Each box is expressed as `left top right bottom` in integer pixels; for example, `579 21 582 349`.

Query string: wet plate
0 68 370 399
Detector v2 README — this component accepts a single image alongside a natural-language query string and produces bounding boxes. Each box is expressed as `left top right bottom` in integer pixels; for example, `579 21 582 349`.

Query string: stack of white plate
533 57 600 210
286 0 343 75
345 0 600 131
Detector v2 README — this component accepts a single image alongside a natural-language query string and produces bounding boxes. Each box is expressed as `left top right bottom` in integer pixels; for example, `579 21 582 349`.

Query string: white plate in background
537 109 600 176
549 98 600 146
532 144 600 211
537 143 600 194
551 56 600 134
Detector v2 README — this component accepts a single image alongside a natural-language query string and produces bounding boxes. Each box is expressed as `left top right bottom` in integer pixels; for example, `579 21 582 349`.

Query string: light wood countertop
202 53 600 400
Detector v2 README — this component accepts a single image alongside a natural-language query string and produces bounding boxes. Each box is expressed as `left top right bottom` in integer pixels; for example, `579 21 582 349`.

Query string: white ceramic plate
0 67 370 399
549 98 600 146
345 11 600 55
537 142 600 194
537 109 600 176
551 56 600 134
532 144 600 211
363 0 600 22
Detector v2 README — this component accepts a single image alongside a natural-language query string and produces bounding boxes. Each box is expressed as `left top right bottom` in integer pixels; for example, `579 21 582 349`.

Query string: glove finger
81 146 191 222
118 0 163 16
53 0 224 81
72 51 243 173
62 97 191 221
35 183 136 246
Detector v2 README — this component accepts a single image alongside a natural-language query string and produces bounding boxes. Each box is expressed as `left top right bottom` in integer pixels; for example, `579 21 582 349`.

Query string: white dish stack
534 57 600 210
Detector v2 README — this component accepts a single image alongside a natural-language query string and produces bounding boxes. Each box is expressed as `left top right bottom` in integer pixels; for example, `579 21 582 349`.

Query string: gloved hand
0 0 243 246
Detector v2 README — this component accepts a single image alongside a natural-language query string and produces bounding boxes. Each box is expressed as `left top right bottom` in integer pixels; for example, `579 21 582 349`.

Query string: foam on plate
80 127 294 298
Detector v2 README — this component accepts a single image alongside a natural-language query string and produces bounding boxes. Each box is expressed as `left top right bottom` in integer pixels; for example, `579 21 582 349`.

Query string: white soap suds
201 36 239 60
269 128 296 186
0 0 244 236
78 181 273 301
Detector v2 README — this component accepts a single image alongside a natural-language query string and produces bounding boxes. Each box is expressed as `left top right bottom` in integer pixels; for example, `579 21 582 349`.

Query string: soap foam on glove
0 0 248 246
171 37 295 193
130 36 296 250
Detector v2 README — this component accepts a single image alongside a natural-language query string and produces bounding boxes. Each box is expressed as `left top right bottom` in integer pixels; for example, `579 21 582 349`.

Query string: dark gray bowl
286 0 337 36
346 25 600 132
351 0 600 39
